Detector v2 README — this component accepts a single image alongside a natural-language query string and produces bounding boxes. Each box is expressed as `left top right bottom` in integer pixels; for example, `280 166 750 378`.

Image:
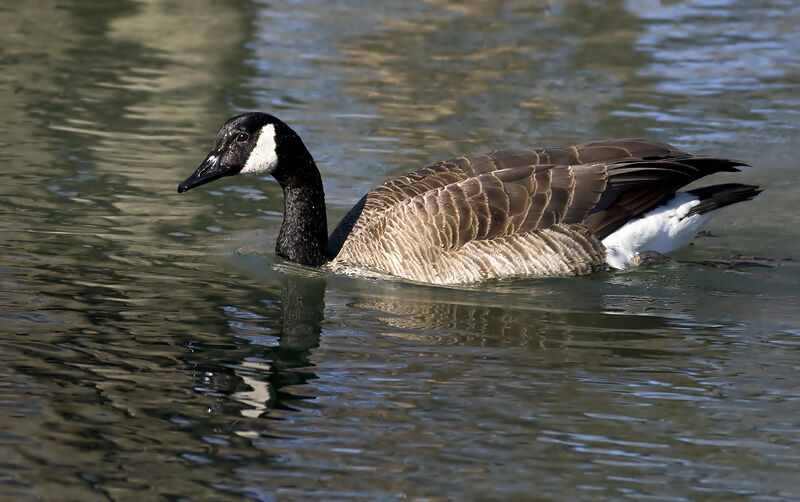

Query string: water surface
2 0 800 500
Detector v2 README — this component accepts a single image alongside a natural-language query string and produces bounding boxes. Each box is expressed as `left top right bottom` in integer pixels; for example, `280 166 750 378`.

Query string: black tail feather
585 157 754 239
686 183 762 217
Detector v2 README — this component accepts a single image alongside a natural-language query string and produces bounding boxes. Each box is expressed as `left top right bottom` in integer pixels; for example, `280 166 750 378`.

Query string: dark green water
2 0 800 500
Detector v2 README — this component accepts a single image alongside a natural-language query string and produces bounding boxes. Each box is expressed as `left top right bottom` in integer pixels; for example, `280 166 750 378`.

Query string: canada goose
178 112 761 285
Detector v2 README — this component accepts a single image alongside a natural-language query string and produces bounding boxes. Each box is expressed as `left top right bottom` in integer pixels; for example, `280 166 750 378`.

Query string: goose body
178 113 761 285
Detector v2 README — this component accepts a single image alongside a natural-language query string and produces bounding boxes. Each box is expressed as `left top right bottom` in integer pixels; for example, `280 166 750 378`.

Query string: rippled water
2 0 800 499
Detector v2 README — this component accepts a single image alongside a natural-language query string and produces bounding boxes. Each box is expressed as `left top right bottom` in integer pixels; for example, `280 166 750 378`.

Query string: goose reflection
196 271 326 420
332 275 682 354
210 261 737 420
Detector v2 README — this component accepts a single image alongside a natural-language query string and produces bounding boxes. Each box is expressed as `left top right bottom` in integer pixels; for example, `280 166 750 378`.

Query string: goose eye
236 132 249 143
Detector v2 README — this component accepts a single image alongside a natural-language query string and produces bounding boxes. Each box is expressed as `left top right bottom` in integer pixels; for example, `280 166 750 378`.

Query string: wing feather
328 138 748 267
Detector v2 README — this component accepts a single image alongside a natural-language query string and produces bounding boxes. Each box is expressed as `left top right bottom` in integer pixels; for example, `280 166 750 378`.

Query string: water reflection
226 275 325 420
327 272 697 359
167 266 327 424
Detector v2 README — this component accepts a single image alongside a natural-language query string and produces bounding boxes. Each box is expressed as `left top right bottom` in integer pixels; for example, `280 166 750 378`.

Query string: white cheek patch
241 123 278 175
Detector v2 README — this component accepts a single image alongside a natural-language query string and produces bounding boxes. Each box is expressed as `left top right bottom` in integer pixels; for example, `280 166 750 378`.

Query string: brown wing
327 138 745 257
356 137 689 219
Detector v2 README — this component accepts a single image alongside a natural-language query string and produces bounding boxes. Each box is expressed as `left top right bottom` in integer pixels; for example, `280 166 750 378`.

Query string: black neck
275 170 329 267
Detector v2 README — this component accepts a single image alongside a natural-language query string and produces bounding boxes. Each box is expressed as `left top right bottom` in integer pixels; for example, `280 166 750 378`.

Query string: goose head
177 112 316 193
